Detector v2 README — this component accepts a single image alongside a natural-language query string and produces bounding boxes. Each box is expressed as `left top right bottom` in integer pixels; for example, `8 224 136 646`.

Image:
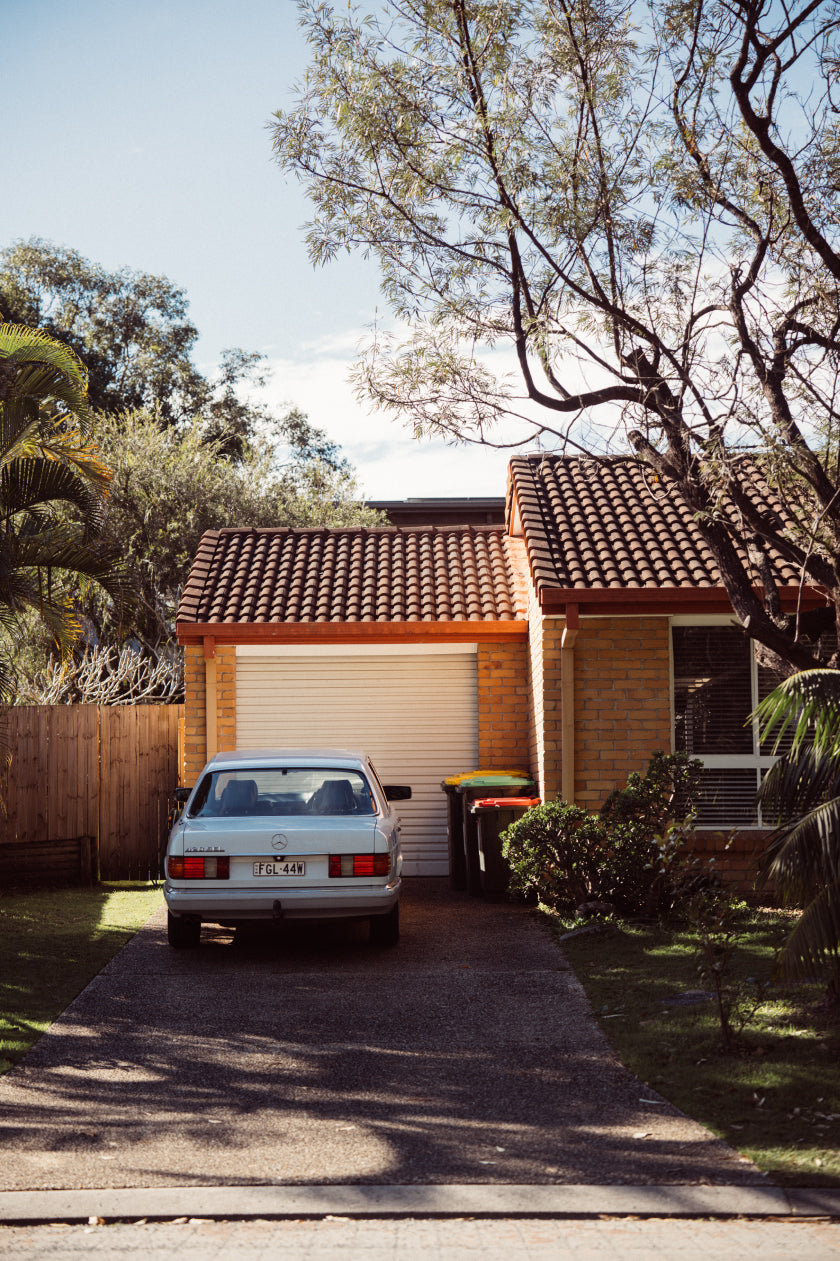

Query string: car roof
204 748 370 772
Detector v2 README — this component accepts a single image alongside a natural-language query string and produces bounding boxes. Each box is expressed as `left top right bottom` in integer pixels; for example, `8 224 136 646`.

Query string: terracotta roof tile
508 454 802 597
177 525 524 626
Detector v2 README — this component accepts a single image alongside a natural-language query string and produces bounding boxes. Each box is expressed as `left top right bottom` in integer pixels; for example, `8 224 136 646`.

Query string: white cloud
258 349 517 500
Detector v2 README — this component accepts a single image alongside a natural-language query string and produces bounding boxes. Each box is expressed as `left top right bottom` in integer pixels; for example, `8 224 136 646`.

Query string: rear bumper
164 878 400 923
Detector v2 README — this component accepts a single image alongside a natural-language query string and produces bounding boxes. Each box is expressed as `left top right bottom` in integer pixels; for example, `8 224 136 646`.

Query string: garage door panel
236 652 477 876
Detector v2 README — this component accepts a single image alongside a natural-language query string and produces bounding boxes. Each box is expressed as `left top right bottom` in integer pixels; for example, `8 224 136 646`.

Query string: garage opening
235 644 478 875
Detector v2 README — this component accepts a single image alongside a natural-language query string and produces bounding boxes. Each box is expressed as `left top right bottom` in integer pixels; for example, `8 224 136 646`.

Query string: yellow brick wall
691 830 769 890
573 617 672 811
182 619 672 817
216 645 237 753
526 592 566 801
182 643 238 785
476 640 531 769
527 589 544 791
183 644 206 785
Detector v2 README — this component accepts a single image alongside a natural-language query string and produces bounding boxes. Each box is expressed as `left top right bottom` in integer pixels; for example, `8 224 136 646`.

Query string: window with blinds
672 625 782 827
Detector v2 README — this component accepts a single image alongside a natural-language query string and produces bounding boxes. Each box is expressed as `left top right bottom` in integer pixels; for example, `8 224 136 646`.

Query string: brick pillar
477 639 530 769
183 643 207 785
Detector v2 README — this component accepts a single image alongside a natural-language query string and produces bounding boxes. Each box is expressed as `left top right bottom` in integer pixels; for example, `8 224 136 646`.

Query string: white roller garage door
235 644 478 875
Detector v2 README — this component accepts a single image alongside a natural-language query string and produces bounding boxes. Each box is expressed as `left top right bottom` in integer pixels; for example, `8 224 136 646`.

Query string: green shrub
501 800 607 909
501 752 704 915
600 751 704 913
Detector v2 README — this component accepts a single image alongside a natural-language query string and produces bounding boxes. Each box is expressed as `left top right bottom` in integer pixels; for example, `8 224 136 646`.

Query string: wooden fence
0 704 184 881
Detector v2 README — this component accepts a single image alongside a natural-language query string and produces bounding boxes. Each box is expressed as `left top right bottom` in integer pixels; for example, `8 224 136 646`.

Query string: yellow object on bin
442 769 532 786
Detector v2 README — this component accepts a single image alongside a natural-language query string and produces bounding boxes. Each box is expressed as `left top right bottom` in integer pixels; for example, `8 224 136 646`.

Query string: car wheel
167 911 201 949
370 902 399 947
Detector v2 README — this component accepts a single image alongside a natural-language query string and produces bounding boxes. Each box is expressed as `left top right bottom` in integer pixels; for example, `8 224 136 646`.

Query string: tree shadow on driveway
0 879 763 1190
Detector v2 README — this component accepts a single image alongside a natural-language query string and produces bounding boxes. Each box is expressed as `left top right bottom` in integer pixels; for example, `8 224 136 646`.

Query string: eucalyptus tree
77 407 381 657
0 239 288 456
0 323 128 701
273 0 840 674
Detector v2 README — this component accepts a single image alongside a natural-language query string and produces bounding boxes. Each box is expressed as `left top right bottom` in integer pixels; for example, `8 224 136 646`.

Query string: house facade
177 455 823 880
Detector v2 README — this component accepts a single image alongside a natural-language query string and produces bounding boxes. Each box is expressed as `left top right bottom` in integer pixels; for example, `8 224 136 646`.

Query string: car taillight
329 853 391 878
168 855 229 879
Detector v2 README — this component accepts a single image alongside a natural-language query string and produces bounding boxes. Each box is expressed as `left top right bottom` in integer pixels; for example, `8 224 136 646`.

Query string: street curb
0 1184 838 1223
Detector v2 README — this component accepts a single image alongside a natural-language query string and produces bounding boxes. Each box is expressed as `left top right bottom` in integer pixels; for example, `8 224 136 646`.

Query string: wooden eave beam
536 584 827 617
177 619 529 647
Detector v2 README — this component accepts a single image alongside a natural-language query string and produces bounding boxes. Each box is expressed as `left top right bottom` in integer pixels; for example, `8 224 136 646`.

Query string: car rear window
189 768 377 817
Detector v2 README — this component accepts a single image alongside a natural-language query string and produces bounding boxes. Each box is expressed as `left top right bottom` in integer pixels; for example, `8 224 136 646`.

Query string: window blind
673 626 782 827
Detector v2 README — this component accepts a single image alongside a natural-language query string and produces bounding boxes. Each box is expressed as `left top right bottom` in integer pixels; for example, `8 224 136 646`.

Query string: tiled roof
177 526 523 625
508 454 803 596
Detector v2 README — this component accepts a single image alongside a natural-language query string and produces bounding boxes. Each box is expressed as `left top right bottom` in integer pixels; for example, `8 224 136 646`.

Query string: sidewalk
2 1202 840 1260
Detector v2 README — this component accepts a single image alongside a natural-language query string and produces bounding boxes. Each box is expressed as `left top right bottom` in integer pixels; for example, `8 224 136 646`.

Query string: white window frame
670 615 778 828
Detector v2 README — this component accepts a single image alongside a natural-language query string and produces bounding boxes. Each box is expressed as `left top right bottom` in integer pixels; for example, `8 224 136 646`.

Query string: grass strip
0 882 163 1074
557 908 840 1187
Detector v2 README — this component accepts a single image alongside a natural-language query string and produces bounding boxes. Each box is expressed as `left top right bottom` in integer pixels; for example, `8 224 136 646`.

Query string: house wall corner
183 642 238 784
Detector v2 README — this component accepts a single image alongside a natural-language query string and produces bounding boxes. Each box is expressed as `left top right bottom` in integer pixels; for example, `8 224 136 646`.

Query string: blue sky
3 0 515 498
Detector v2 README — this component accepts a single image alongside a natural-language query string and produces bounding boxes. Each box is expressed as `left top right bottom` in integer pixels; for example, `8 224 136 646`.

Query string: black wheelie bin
469 795 541 897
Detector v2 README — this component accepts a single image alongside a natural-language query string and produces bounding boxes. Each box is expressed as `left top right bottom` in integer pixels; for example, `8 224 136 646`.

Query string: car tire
370 902 399 947
167 911 201 949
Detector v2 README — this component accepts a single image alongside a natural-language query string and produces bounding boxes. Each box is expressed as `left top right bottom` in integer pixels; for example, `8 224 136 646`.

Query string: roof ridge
212 523 507 537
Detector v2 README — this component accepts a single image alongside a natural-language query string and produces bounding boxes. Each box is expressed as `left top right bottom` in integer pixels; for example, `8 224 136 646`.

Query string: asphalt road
0 878 761 1191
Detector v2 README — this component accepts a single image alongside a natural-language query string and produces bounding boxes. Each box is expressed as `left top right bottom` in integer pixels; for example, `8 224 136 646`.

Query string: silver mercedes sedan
164 749 409 949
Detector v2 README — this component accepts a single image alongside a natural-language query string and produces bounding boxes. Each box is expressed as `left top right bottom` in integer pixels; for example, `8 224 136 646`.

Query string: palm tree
756 669 840 996
0 323 129 702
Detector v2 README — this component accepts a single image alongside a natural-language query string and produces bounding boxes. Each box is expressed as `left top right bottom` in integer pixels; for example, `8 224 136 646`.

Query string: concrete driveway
0 879 761 1191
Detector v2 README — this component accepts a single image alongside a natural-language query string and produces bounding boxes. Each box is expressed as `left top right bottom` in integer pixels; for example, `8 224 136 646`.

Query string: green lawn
557 908 840 1186
0 882 163 1074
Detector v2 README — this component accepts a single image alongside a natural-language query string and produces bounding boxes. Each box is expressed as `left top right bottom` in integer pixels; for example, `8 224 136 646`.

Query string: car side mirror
384 785 412 801
168 786 193 830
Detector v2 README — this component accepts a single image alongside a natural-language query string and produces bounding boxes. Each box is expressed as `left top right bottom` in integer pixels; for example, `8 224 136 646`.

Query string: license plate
253 861 306 877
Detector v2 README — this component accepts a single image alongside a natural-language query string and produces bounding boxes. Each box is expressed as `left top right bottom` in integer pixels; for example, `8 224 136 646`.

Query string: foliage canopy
0 239 296 458
273 0 840 672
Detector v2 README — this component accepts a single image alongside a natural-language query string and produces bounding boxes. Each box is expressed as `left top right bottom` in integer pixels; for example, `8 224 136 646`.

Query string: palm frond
755 669 840 759
7 363 92 427
775 879 840 982
0 323 133 690
759 746 840 820
0 457 99 520
11 536 131 602
757 796 840 897
0 323 92 433
0 397 42 461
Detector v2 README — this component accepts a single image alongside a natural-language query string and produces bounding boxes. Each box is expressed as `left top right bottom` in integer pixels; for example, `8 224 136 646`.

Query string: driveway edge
0 1184 838 1223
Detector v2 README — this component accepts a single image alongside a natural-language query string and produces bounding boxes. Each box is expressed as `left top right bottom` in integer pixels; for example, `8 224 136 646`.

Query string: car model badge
271 833 288 851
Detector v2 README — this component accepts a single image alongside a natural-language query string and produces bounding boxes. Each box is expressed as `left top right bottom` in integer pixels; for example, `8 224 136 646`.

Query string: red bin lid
471 796 541 809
